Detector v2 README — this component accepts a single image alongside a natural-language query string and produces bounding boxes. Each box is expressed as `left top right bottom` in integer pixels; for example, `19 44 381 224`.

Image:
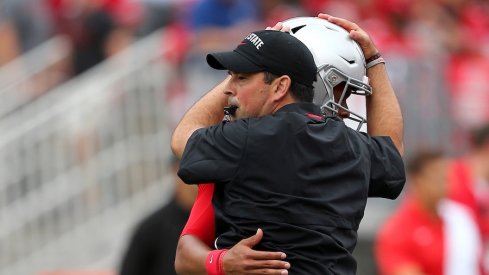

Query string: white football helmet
282 17 372 130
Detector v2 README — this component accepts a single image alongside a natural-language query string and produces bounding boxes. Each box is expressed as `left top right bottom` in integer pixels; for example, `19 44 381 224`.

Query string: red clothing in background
449 159 489 241
376 196 444 275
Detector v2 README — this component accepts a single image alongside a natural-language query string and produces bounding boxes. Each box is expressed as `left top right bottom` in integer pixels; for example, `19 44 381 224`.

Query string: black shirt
119 198 190 275
178 102 405 274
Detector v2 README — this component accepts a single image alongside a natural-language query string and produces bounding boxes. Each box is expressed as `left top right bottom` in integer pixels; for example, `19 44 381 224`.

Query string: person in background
375 150 483 275
48 0 143 76
449 123 489 274
0 0 54 64
118 157 197 275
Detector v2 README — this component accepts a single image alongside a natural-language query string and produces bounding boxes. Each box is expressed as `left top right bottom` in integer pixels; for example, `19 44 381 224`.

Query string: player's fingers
250 259 290 269
240 228 264 247
269 22 284 31
348 29 369 44
281 25 291 32
247 268 289 275
266 22 290 33
318 13 360 33
249 250 287 260
318 13 377 57
317 13 330 20
242 260 290 274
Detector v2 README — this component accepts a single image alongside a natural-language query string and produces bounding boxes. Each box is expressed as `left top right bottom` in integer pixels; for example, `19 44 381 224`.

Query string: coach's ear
271 75 292 102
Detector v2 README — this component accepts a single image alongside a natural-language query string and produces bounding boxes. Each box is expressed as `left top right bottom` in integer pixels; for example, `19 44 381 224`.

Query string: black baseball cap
206 30 317 88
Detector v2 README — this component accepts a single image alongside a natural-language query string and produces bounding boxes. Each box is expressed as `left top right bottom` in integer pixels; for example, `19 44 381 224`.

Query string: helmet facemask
315 65 372 131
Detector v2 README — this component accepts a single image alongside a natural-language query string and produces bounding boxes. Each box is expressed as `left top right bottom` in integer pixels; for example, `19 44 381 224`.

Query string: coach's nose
224 74 237 96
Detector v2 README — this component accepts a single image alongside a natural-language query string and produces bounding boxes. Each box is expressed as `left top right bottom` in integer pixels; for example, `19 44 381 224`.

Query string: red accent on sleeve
180 183 215 247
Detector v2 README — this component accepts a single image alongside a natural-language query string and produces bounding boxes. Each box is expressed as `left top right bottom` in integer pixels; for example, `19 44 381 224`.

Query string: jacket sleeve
368 136 406 199
178 120 248 184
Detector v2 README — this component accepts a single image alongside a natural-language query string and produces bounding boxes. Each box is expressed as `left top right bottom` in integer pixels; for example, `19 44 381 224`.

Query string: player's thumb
241 228 264 248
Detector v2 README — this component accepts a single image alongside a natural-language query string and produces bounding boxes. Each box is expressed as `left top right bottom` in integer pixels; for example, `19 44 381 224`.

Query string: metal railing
0 35 71 119
0 30 177 275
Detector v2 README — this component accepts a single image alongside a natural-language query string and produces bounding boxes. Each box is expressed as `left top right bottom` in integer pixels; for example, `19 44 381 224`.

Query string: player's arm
180 184 216 247
175 234 210 275
176 229 291 275
318 14 404 157
176 184 214 275
364 54 404 156
171 77 229 159
176 185 290 274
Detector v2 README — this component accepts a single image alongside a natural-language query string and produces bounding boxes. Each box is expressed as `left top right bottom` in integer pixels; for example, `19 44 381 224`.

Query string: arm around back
175 235 210 275
175 230 291 275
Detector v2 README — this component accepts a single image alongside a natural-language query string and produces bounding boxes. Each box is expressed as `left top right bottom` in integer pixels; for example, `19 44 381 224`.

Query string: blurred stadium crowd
2 0 489 143
1 0 488 274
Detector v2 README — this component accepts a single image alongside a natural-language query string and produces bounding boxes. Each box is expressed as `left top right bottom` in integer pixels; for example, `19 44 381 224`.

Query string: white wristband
366 57 385 69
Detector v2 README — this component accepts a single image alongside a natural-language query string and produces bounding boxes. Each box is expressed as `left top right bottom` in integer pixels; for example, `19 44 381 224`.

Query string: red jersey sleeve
180 183 215 247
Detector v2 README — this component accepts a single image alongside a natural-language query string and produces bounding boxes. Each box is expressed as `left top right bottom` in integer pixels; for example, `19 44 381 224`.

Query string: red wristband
205 249 228 275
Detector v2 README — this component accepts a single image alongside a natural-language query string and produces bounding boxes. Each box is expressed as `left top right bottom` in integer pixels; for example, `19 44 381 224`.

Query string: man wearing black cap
204 29 317 122
171 15 405 275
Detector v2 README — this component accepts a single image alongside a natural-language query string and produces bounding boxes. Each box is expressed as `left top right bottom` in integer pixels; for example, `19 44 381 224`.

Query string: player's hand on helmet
317 13 379 60
223 228 290 275
266 22 291 33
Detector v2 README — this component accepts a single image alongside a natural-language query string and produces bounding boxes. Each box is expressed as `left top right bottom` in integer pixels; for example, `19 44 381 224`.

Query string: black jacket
179 102 405 274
